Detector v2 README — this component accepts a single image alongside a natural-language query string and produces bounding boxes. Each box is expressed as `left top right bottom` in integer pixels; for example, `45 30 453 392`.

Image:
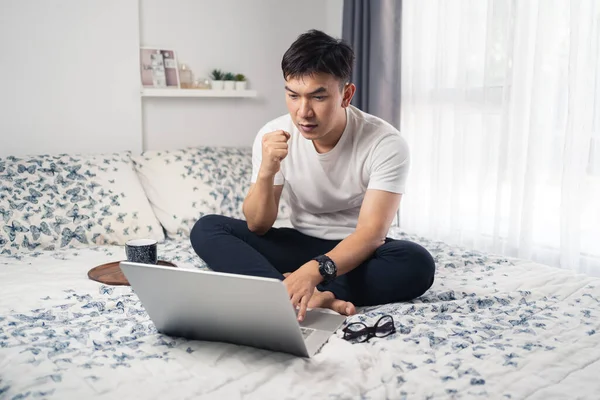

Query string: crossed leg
190 214 435 314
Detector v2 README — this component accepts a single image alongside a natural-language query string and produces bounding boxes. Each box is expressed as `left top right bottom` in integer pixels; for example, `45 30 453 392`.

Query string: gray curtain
343 0 403 227
342 0 402 129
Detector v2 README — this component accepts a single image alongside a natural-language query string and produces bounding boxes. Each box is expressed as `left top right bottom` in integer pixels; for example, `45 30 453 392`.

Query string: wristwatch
312 255 337 285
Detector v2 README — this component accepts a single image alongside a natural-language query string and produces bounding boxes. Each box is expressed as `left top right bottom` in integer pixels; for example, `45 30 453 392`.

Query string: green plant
234 74 246 82
223 72 235 81
210 69 224 80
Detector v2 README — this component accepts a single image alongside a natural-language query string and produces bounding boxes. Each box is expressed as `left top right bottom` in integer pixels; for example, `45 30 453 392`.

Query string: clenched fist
260 130 290 177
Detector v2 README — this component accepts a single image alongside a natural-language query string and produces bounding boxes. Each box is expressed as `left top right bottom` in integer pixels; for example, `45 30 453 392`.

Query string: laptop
119 261 348 357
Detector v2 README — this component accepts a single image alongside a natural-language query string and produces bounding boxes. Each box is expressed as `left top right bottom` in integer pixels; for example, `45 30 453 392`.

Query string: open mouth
299 124 318 133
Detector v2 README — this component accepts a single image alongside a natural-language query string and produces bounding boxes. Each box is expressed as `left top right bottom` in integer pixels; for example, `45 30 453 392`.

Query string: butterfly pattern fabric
2 231 600 399
0 152 164 254
132 147 291 239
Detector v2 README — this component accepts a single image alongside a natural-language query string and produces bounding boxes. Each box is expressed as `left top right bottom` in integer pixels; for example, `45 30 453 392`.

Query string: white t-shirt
250 105 410 240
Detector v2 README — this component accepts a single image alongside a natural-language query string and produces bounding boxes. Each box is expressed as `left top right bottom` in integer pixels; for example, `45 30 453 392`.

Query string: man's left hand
283 261 322 322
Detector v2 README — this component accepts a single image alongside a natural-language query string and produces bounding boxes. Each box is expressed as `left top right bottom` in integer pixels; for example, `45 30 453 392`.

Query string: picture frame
140 47 180 88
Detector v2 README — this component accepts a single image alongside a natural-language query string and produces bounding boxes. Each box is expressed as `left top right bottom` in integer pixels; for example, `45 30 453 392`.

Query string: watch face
323 261 335 275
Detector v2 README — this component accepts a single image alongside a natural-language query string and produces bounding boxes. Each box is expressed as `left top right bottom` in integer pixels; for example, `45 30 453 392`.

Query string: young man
191 30 435 322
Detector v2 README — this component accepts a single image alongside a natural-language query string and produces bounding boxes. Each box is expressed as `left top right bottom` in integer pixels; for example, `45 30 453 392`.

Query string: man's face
284 73 349 141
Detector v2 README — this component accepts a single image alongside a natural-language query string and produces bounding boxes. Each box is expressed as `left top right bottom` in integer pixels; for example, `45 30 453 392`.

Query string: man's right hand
259 130 291 177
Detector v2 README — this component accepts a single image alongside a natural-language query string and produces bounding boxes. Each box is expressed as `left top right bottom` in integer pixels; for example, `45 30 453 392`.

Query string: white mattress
1 228 600 399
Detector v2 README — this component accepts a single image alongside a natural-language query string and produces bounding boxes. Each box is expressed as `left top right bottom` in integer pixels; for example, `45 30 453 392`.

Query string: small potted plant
234 74 247 90
223 72 236 90
210 69 224 90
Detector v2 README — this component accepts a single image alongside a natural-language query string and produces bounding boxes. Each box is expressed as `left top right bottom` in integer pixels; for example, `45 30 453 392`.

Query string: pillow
131 146 290 239
0 152 164 255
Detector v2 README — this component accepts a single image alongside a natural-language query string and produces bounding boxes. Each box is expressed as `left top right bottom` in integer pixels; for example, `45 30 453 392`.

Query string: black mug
125 239 158 264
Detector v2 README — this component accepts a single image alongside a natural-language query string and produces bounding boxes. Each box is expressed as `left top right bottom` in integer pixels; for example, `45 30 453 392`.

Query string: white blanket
1 229 600 399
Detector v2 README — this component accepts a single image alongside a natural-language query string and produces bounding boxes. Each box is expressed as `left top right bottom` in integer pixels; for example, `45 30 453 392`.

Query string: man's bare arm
284 189 402 321
242 181 283 235
298 189 402 281
243 130 290 235
327 190 402 275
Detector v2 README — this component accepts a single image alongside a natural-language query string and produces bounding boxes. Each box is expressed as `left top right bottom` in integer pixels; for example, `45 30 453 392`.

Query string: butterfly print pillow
0 152 164 255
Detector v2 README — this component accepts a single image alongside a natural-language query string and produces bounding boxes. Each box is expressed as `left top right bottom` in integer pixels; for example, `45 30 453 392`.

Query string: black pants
190 215 436 307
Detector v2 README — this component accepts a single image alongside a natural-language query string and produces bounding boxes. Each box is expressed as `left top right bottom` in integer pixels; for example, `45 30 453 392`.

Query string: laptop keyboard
300 327 315 339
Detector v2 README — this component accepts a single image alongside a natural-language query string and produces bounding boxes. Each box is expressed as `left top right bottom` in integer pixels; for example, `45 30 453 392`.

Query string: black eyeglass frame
342 314 397 343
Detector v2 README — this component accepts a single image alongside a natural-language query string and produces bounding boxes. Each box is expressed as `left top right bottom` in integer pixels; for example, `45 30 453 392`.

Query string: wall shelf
141 88 257 98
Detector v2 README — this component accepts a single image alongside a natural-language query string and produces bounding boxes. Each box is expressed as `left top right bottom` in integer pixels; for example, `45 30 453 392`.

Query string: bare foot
308 289 356 316
282 273 356 316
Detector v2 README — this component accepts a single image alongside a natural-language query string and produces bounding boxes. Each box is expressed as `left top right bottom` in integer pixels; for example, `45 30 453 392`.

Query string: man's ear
342 83 356 108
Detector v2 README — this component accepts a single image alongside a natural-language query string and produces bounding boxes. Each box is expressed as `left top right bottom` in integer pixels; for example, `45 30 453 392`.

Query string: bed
1 147 599 399
2 228 600 399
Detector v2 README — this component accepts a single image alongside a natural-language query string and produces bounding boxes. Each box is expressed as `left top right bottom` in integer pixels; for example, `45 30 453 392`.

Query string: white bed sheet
1 229 600 399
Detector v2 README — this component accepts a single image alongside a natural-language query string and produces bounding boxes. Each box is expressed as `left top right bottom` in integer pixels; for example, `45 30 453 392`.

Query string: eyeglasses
342 315 396 343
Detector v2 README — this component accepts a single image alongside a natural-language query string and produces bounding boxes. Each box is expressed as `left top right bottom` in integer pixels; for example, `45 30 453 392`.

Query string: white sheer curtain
400 0 600 276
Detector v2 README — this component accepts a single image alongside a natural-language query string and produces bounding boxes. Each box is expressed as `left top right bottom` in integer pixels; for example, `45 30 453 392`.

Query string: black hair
281 29 355 88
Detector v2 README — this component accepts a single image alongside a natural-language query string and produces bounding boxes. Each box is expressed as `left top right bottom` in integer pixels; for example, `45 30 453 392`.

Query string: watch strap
313 254 337 284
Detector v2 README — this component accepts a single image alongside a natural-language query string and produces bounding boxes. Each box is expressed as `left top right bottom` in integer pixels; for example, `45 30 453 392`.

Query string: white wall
0 0 142 157
0 0 344 157
140 0 344 150
327 0 344 39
